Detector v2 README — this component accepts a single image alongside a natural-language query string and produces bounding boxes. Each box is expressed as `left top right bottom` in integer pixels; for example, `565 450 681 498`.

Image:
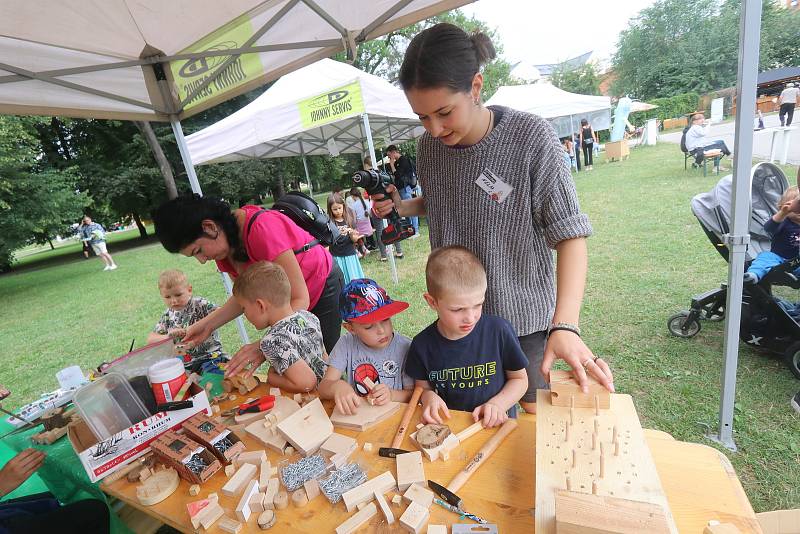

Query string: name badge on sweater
475 169 513 203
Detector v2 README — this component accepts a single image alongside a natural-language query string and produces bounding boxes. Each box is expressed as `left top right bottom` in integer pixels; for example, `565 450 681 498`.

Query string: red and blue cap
339 278 409 323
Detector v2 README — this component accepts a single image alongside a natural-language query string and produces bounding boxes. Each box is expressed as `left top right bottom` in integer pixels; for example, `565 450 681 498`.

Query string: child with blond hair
405 246 528 428
147 269 226 362
227 261 327 393
744 185 800 284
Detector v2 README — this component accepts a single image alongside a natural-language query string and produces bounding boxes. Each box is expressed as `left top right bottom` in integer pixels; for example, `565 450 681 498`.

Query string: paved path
658 113 800 165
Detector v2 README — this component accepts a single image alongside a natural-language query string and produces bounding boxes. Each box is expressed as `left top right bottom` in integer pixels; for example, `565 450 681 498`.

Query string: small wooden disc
135 468 179 506
416 424 452 449
291 488 308 507
257 510 276 529
274 490 289 510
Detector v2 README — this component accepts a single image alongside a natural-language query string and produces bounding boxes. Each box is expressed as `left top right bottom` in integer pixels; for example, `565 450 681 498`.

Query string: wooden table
102 386 758 533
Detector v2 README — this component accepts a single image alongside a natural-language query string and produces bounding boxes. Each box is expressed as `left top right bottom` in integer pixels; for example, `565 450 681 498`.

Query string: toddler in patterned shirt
231 261 327 393
147 269 227 363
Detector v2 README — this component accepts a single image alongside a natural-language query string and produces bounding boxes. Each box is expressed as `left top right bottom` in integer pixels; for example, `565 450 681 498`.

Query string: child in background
348 187 375 252
327 193 366 284
744 186 800 284
405 246 528 428
230 261 327 393
147 269 227 363
319 278 414 415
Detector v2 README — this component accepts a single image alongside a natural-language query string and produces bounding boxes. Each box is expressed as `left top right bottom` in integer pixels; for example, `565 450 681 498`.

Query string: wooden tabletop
101 385 758 533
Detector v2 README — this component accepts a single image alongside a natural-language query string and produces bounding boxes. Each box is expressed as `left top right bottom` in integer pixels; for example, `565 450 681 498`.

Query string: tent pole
170 116 251 346
708 0 761 452
299 139 313 196
362 113 398 285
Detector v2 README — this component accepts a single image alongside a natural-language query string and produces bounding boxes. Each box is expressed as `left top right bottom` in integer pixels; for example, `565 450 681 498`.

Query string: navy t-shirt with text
404 314 528 412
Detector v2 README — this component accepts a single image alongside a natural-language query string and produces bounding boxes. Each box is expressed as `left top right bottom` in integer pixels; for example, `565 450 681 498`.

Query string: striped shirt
418 106 593 335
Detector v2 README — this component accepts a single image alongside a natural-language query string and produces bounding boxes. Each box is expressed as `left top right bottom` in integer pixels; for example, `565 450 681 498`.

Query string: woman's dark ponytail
399 23 496 93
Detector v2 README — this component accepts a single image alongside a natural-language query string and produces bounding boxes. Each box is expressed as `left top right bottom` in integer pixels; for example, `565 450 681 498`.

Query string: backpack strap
246 208 320 256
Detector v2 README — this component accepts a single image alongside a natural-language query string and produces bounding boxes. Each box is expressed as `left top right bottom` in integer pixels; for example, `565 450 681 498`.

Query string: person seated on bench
685 113 731 166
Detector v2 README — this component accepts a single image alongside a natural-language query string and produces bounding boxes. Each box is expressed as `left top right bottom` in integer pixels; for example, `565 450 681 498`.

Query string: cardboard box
68 382 211 483
150 430 221 484
605 139 630 161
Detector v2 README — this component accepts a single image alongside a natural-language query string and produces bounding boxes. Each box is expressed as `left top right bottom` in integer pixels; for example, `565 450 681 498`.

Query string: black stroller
667 162 800 379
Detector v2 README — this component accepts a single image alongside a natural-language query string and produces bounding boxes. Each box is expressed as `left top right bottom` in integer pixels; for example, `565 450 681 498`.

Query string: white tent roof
0 0 471 121
486 83 612 137
187 58 423 164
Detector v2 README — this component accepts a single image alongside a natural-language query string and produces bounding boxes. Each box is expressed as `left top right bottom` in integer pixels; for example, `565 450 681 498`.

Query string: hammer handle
447 419 518 494
391 385 423 448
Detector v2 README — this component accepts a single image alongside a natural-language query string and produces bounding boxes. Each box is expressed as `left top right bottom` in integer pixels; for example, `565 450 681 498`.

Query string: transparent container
102 338 177 379
73 372 151 441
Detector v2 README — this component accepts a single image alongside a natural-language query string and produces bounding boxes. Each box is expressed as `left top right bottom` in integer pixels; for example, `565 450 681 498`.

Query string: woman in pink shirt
153 194 343 367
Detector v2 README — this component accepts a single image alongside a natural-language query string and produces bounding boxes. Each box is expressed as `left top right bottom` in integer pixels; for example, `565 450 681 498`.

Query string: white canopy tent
486 83 612 138
187 58 423 165
0 0 469 342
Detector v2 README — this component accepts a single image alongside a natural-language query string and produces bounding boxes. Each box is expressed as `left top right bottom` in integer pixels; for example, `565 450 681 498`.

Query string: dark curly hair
152 194 248 263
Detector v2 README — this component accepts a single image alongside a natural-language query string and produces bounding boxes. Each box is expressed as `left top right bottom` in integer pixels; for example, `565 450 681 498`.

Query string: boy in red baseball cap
319 278 415 415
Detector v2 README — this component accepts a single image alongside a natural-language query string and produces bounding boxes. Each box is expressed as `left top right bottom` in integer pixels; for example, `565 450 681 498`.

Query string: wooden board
320 433 358 459
399 501 430 534
335 502 377 534
549 370 610 409
341 471 397 512
276 398 332 455
396 451 425 492
330 400 401 431
555 490 672 533
535 389 677 534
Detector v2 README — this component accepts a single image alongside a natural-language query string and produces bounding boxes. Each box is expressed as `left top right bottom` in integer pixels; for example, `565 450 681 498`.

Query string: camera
351 169 415 244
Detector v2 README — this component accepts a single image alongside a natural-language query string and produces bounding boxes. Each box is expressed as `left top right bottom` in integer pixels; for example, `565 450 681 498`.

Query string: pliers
221 395 275 417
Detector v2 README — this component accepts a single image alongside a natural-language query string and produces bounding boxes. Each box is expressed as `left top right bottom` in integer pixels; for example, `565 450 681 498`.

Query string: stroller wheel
667 312 701 338
783 342 800 380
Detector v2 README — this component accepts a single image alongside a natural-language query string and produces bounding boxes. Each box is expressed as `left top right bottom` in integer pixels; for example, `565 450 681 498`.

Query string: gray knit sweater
418 106 593 336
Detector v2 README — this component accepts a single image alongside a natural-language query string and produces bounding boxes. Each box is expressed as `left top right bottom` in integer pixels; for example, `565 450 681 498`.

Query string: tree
611 0 800 100
551 62 602 96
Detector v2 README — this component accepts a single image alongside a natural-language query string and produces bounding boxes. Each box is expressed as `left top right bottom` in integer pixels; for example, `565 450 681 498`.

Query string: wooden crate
605 139 630 162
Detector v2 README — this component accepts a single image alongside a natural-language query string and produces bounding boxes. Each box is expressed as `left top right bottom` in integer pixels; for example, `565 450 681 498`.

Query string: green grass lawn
0 142 798 511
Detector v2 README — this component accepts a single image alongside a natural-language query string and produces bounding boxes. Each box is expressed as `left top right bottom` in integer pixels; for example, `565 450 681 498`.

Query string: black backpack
247 191 345 255
680 125 691 154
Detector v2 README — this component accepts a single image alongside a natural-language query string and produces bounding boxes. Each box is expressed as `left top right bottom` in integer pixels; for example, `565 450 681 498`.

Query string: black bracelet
548 326 581 338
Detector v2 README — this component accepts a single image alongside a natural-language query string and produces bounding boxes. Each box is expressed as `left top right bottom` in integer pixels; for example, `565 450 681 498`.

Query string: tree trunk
271 180 286 202
47 238 55 250
131 212 148 239
135 121 178 199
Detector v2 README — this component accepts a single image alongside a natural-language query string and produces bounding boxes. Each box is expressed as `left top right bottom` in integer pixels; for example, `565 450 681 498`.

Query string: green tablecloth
0 419 132 534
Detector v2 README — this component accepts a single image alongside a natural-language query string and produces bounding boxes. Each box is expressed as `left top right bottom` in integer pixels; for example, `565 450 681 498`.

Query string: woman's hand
225 342 265 379
371 184 403 219
0 449 45 497
541 330 614 394
178 320 213 351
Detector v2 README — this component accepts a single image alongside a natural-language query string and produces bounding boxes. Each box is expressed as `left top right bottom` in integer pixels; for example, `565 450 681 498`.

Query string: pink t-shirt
216 205 332 309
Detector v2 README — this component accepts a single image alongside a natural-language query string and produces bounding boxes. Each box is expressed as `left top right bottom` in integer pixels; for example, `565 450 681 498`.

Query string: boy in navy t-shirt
405 246 528 428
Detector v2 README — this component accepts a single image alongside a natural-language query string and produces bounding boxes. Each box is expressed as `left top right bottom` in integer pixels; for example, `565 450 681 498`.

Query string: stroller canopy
691 162 789 262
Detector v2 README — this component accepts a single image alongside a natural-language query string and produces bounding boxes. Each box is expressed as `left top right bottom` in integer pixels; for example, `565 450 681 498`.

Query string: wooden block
330 453 347 468
235 479 260 521
250 492 266 513
276 398 333 455
188 484 200 496
756 509 800 534
535 390 678 534
396 451 425 492
330 401 401 431
427 525 447 534
222 463 257 497
399 501 429 534
320 433 358 459
375 490 394 525
198 503 224 530
416 423 424 430
392 494 402 505
342 471 397 512
259 460 271 491
257 509 276 530
273 490 289 510
703 522 742 534
235 410 268 425
363 442 373 452
269 387 281 397
225 464 236 477
291 488 309 507
410 429 459 462
264 477 279 509
187 493 220 529
304 479 320 501
549 370 610 409
293 393 303 403
237 450 268 466
403 483 434 508
554 490 672 534
135 468 179 506
284 446 295 456
138 467 152 481
335 502 377 534
357 502 367 511
218 516 243 534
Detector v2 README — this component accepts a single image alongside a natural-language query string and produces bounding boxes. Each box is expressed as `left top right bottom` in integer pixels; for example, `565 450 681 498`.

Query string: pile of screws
184 453 208 475
280 454 326 491
318 463 367 503
213 437 234 456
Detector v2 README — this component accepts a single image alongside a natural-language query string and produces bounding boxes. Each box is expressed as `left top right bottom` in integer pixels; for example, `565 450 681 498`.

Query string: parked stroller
667 162 800 378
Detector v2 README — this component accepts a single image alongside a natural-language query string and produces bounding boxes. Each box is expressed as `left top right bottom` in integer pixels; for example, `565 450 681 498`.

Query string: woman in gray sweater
374 23 614 413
